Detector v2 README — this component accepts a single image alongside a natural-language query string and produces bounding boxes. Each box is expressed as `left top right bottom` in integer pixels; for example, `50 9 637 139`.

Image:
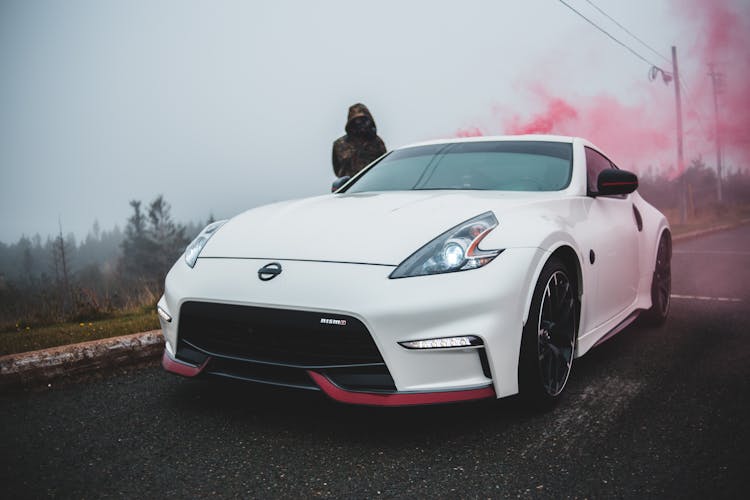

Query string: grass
0 308 160 356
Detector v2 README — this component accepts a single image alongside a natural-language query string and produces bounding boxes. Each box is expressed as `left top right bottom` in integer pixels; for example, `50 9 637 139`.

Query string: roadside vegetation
665 204 750 236
1 160 748 356
0 195 209 356
639 156 750 236
0 306 159 356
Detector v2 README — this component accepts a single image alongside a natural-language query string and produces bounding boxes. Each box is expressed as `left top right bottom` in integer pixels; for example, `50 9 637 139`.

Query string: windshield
344 141 573 193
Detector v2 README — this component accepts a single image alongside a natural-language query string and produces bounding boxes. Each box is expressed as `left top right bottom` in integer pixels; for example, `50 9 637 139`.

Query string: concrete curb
0 330 164 391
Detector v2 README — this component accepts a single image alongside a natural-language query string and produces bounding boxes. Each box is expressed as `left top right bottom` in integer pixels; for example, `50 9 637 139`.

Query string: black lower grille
324 366 397 392
175 301 396 391
178 301 383 367
207 356 320 390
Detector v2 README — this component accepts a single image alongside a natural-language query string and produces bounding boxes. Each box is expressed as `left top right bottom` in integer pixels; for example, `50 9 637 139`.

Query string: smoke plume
455 0 750 176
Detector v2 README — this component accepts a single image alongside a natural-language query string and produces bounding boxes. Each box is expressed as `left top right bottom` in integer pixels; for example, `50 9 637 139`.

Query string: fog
1 0 748 243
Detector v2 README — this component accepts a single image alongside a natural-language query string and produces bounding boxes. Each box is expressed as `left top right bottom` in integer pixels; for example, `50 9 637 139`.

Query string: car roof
396 134 579 150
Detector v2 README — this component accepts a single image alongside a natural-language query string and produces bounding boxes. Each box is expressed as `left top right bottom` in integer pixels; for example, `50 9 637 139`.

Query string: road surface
2 225 749 498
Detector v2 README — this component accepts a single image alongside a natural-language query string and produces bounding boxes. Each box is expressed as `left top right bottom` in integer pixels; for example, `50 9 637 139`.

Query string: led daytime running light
157 306 172 323
399 335 483 349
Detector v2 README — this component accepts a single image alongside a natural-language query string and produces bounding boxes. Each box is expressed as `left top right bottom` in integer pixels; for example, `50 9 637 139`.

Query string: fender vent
633 205 643 232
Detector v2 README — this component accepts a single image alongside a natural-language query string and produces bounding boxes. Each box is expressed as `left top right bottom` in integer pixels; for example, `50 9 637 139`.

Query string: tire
643 232 671 326
518 256 578 410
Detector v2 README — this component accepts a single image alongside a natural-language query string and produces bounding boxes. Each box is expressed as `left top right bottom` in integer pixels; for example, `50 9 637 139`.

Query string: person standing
332 103 386 179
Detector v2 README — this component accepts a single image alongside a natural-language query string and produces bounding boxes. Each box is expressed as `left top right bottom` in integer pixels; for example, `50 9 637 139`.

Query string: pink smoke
454 0 750 176
505 87 674 174
681 0 750 160
456 126 484 138
506 97 578 135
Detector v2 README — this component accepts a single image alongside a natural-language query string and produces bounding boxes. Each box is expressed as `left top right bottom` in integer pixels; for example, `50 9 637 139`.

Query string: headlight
184 220 227 268
389 212 501 279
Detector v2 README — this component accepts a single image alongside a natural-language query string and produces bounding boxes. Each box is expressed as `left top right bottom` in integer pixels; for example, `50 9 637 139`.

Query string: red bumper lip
162 349 495 406
162 350 210 377
307 370 495 407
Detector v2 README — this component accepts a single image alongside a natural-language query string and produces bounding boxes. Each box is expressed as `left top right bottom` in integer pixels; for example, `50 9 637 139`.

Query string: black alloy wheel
644 233 671 325
519 257 578 409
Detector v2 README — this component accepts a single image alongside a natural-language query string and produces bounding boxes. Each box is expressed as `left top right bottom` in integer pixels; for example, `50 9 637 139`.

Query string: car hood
200 191 556 265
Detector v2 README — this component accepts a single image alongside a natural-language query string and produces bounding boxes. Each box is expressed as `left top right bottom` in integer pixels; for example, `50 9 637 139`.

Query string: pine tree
20 236 33 287
146 195 188 284
120 200 156 283
52 220 73 314
120 196 189 287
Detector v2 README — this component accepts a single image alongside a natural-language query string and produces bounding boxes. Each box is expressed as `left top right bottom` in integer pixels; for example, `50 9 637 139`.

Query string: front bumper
159 246 546 401
162 348 495 406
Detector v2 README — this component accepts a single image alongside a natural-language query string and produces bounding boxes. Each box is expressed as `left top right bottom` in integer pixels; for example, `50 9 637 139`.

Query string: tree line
0 196 207 330
638 157 750 218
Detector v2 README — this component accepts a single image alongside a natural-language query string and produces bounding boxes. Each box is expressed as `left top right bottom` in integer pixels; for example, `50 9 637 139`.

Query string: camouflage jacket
332 103 387 178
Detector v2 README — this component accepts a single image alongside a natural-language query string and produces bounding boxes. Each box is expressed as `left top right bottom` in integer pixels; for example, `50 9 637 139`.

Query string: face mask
351 117 373 136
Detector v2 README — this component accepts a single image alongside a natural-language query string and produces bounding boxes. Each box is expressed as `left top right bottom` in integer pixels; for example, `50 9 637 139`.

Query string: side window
584 147 613 194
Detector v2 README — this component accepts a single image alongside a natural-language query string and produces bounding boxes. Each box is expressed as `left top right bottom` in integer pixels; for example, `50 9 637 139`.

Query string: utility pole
708 64 724 203
672 46 687 224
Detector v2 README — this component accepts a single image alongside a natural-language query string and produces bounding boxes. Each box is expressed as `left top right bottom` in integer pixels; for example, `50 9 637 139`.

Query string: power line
555 0 665 70
582 0 671 64
555 0 713 146
583 0 711 138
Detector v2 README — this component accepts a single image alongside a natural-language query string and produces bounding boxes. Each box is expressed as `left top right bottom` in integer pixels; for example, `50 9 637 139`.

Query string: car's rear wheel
519 257 578 410
643 232 671 326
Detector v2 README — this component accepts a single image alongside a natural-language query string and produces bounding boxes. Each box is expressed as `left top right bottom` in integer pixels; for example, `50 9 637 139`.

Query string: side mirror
596 169 638 196
331 176 351 192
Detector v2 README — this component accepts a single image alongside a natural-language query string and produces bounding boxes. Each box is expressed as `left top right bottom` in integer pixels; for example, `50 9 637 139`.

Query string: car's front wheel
518 256 578 410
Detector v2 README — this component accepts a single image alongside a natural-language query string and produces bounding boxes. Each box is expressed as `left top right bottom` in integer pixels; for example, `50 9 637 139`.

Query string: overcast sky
1 0 747 243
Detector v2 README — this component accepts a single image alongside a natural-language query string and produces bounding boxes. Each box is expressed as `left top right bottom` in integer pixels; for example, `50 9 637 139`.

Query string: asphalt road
2 225 749 499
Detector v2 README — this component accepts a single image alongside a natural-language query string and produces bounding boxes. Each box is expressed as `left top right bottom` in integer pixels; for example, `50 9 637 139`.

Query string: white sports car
159 135 671 408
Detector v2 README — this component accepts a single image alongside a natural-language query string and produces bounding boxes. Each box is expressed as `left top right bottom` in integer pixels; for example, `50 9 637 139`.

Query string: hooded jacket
332 103 387 178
